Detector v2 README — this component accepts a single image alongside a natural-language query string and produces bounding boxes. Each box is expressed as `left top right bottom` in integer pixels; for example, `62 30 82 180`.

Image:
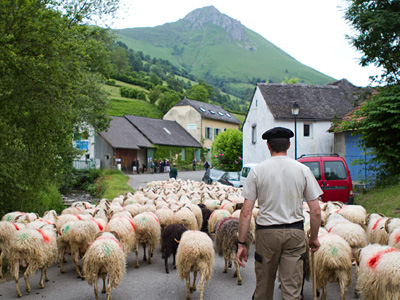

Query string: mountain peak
183 6 247 41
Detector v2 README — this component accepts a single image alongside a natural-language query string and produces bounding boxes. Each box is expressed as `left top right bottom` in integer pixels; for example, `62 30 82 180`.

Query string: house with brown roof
243 79 362 164
95 115 202 172
163 97 241 160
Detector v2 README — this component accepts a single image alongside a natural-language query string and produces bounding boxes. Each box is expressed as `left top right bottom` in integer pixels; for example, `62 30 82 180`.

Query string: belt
256 221 304 231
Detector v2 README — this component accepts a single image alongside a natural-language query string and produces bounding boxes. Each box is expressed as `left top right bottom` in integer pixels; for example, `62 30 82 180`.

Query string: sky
108 0 382 87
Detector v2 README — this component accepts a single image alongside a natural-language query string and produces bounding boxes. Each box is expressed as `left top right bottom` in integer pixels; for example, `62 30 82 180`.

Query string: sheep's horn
174 238 180 244
384 218 393 233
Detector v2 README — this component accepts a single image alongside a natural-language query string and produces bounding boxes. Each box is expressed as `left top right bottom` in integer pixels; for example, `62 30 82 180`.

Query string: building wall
163 106 202 142
243 87 335 165
94 135 114 169
202 118 240 149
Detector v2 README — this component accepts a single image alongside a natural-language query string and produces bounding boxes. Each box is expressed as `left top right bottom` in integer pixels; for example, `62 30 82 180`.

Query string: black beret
262 127 294 140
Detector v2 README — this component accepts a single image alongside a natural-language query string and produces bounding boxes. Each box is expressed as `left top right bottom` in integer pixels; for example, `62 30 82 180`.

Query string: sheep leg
148 246 152 264
185 274 191 299
39 268 45 288
191 270 197 292
58 248 66 273
94 274 99 300
173 252 176 269
234 260 242 285
101 274 106 293
164 254 169 273
13 260 22 298
321 282 327 300
73 249 83 278
0 250 4 279
199 271 205 300
24 265 31 293
135 244 139 268
223 258 228 273
106 277 112 300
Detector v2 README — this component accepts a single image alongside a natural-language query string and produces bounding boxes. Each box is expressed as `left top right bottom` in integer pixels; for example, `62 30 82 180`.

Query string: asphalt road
0 170 361 299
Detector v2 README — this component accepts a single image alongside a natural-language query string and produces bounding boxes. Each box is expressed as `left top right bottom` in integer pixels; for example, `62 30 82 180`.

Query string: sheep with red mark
161 223 187 273
215 217 254 285
105 216 136 255
207 209 232 238
82 232 126 300
9 225 57 297
0 221 25 279
132 212 161 268
365 213 389 244
176 230 214 300
313 232 353 300
355 244 400 299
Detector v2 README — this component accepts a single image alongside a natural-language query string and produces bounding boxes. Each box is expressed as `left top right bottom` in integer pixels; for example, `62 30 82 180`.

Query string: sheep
176 230 215 300
365 213 389 244
174 207 198 231
335 204 367 228
0 221 25 279
9 226 57 297
355 244 400 300
155 207 175 235
2 211 39 223
56 221 76 274
207 209 232 238
204 199 221 212
132 212 161 268
105 216 136 255
68 218 105 278
42 210 58 223
325 213 367 259
184 203 203 231
198 204 212 233
313 232 353 300
214 217 254 285
82 232 126 300
161 223 187 273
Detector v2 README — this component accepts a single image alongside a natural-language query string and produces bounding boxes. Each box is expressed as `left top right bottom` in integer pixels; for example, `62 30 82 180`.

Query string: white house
242 79 362 164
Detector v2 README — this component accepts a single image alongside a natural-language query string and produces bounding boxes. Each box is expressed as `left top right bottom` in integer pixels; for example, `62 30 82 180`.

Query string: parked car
218 171 241 188
239 163 258 187
202 168 225 184
298 154 354 204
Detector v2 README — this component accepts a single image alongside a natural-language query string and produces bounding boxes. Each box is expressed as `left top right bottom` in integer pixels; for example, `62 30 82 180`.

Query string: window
226 113 232 118
200 107 206 112
218 112 224 116
324 161 347 180
214 128 221 137
252 125 257 144
302 161 321 181
210 110 215 114
205 127 213 140
304 124 311 137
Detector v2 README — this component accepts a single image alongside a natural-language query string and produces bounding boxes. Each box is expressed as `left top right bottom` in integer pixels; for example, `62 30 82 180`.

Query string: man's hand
309 238 320 253
237 244 248 267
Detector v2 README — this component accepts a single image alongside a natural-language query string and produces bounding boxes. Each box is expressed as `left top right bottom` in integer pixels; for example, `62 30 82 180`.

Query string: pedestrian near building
236 127 322 300
192 158 197 171
165 159 170 173
132 160 137 174
150 160 155 174
203 160 210 172
169 164 178 179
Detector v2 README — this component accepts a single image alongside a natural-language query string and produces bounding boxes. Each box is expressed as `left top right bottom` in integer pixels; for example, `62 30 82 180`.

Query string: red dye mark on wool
367 248 398 269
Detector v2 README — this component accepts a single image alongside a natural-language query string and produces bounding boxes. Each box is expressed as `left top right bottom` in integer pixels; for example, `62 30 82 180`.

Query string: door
321 159 351 203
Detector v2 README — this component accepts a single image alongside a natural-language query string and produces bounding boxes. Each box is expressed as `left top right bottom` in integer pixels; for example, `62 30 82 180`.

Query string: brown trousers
253 227 306 300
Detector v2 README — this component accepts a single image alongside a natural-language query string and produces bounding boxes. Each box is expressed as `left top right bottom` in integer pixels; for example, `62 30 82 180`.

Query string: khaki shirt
241 156 322 226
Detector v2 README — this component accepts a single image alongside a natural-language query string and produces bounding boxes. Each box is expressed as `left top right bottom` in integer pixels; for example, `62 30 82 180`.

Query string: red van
298 154 354 204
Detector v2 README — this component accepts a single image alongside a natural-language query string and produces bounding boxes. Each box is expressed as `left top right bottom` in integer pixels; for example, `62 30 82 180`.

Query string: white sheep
132 212 161 268
184 203 203 231
356 244 400 300
9 226 57 297
325 213 367 259
207 209 232 237
173 207 198 231
176 230 215 300
365 213 389 244
82 231 126 300
313 232 353 300
0 221 25 279
105 216 136 255
336 204 367 227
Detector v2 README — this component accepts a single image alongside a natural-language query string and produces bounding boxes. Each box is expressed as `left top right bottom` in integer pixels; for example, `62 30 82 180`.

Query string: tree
110 44 129 75
211 129 243 171
188 85 209 103
282 76 300 84
158 91 181 114
148 85 163 104
345 0 400 84
0 0 118 215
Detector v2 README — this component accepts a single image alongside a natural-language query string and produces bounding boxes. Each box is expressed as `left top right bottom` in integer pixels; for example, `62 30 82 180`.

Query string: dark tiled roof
173 97 241 125
98 116 153 149
125 115 202 148
257 79 362 121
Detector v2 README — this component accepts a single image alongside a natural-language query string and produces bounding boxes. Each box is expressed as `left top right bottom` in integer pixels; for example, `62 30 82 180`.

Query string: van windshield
301 162 321 181
324 161 347 180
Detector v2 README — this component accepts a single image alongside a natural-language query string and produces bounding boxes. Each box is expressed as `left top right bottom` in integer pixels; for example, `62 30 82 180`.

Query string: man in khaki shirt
237 127 322 300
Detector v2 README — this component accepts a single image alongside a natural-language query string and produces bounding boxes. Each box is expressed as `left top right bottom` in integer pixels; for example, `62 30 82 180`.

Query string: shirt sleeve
303 167 323 201
241 168 258 202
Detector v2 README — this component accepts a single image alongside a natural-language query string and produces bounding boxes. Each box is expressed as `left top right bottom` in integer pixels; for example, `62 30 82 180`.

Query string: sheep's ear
94 231 103 240
378 213 385 218
384 218 393 233
321 203 328 211
109 231 120 241
365 214 371 225
355 248 362 266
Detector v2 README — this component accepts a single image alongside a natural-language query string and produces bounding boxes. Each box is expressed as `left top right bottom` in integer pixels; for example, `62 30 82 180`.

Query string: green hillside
115 5 334 99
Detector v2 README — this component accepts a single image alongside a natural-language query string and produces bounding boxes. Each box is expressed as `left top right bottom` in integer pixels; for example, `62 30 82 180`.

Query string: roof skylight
226 113 232 118
199 107 206 112
210 110 215 114
163 128 171 135
218 112 224 116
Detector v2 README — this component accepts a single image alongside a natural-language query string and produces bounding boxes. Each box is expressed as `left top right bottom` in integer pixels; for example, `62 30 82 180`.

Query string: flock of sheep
0 178 399 300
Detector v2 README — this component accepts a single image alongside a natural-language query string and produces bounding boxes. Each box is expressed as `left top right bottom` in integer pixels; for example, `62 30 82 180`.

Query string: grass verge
354 182 400 217
90 169 134 200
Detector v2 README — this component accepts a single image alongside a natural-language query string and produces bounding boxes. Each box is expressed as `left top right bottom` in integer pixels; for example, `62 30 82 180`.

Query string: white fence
73 159 100 170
